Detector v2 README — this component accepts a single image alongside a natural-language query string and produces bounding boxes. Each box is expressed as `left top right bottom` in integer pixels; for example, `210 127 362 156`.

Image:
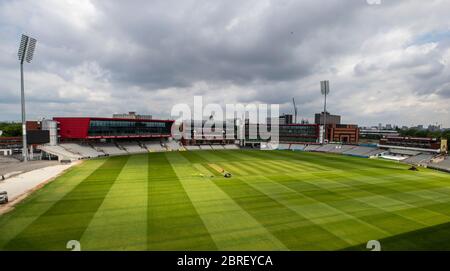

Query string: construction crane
292 98 298 124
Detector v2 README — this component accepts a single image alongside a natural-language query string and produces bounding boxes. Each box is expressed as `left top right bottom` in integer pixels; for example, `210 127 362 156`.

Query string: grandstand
428 157 450 173
303 144 321 151
120 142 148 154
328 144 356 154
92 143 128 156
402 153 434 165
266 142 277 150
143 142 166 152
224 144 240 150
298 143 390 159
38 145 82 161
38 136 441 172
342 146 378 157
166 141 182 151
291 144 306 151
276 143 291 150
179 144 240 151
315 144 340 152
7 113 447 175
365 149 386 157
378 149 422 162
211 145 226 150
379 136 441 153
184 145 201 151
388 149 421 156
60 143 105 158
199 145 213 150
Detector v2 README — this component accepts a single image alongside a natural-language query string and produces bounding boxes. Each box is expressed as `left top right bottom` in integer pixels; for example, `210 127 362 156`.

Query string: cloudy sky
1 0 449 127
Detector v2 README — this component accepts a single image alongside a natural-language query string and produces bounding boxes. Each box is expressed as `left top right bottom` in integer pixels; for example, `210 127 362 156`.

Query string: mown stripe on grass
225 161 262 175
256 160 303 173
255 176 390 246
166 152 287 251
300 172 445 235
0 159 105 250
4 156 128 250
178 151 209 163
251 159 312 174
342 220 450 251
216 162 248 176
192 150 228 162
214 150 261 162
193 163 218 177
80 154 148 250
329 172 450 226
296 177 430 235
278 173 428 234
272 151 400 172
215 150 285 164
213 177 351 250
236 161 276 175
243 150 352 174
147 152 216 250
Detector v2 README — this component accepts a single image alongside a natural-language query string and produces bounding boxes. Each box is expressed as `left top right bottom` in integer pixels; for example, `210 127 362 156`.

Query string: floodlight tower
18 34 37 162
292 97 298 124
320 80 330 144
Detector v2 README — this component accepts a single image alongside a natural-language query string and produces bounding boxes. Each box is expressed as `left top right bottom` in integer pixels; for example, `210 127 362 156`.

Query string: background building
359 128 400 143
314 112 341 125
112 111 153 120
279 114 293 125
326 124 359 144
243 123 320 146
0 137 21 155
179 120 236 145
378 136 442 153
54 117 173 140
279 124 319 143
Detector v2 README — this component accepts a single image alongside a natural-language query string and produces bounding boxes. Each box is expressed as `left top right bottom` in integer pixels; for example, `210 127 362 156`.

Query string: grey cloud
0 0 450 127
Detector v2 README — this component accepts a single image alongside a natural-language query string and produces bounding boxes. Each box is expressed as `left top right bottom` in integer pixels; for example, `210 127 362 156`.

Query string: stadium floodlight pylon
18 34 37 162
320 80 330 144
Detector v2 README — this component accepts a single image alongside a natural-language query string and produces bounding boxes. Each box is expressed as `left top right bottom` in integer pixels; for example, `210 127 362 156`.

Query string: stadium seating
211 145 226 150
261 142 272 150
365 149 386 157
429 157 450 172
199 145 213 150
388 149 422 156
328 145 356 154
303 145 321 151
342 146 377 157
38 145 82 161
120 142 147 154
60 143 105 158
260 143 273 150
379 149 424 162
185 145 201 151
402 154 434 165
315 144 339 152
224 144 240 150
144 142 166 152
166 141 182 151
291 144 306 151
302 144 387 158
92 143 128 156
276 143 291 150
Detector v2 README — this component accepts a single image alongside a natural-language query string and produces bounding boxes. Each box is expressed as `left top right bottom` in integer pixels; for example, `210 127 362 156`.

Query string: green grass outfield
1 150 450 251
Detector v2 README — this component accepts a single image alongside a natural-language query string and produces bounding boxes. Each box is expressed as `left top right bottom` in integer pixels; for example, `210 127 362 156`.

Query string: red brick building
326 124 359 144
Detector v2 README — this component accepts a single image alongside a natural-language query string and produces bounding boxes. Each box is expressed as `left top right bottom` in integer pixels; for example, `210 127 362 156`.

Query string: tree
0 122 22 137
